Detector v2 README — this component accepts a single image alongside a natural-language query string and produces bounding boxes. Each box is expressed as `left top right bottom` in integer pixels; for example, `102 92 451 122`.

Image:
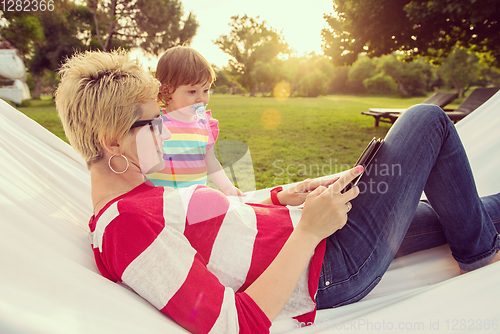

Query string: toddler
146 46 244 196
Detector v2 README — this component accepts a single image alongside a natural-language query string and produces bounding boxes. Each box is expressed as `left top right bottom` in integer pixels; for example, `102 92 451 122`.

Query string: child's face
167 82 211 114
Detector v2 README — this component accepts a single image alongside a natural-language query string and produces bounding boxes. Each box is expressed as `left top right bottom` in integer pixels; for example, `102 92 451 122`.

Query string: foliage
363 73 398 95
404 0 500 65
437 47 486 97
213 66 243 94
322 0 500 67
278 54 334 97
1 1 94 98
213 66 231 87
481 67 500 88
252 61 282 96
328 66 365 95
0 39 14 49
322 0 411 66
279 56 304 97
298 69 329 97
215 85 229 94
0 13 44 56
346 53 437 96
214 15 289 94
87 0 198 55
1 0 197 99
213 50 441 98
377 54 436 96
348 55 377 83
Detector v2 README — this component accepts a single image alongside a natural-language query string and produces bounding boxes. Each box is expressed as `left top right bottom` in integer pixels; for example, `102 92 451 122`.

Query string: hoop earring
108 154 129 174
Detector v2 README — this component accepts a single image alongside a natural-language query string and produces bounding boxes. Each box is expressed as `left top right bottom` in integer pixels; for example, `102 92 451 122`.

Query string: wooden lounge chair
442 87 499 123
362 92 458 127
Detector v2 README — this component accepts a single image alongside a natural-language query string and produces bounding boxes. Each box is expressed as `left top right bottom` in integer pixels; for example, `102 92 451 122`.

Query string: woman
55 50 500 334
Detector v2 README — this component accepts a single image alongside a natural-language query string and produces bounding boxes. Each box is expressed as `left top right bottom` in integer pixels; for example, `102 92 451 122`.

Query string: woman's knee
398 104 451 132
406 104 449 123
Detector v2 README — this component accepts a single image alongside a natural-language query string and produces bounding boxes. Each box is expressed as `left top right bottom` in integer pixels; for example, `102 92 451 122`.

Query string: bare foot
460 251 500 275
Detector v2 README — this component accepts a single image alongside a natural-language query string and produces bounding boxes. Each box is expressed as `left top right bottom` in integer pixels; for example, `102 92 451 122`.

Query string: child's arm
205 146 245 196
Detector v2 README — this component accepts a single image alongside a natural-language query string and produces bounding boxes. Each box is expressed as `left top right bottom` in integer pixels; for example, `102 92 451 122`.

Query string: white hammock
0 93 499 334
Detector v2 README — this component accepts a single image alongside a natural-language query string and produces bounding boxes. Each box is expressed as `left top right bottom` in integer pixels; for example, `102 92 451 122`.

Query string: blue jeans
315 104 500 309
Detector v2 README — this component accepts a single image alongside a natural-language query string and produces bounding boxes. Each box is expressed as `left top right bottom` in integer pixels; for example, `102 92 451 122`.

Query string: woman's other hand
277 177 339 206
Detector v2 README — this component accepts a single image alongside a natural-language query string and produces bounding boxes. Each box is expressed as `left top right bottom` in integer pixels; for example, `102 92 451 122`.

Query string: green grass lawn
15 93 458 190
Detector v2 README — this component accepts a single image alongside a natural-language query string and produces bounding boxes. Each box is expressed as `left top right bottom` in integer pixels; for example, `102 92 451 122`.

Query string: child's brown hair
156 46 216 106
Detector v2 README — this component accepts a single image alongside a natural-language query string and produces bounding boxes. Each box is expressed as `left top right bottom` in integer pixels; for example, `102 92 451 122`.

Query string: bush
377 54 435 97
298 69 328 97
363 73 398 95
328 66 367 95
349 55 377 82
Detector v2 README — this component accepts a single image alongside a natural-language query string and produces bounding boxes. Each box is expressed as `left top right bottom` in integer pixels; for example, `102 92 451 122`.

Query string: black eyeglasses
130 117 163 135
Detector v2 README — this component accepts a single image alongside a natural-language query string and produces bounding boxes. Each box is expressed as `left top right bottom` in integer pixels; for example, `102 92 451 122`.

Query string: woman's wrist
277 190 288 205
293 222 324 247
270 186 286 206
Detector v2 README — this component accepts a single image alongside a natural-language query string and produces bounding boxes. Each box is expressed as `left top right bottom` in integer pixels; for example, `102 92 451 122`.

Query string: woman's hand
295 166 363 244
277 177 339 206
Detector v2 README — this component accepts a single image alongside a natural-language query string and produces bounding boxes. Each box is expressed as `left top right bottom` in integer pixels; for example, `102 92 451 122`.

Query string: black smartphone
341 137 384 193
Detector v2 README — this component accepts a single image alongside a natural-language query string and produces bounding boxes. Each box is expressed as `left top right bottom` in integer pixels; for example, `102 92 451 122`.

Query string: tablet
341 137 384 193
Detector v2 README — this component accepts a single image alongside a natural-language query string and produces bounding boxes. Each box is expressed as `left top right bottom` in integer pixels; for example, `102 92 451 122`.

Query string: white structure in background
0 49 31 105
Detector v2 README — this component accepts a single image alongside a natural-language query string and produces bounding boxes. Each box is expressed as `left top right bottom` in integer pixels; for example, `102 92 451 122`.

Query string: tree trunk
32 74 44 100
462 84 471 98
397 81 408 96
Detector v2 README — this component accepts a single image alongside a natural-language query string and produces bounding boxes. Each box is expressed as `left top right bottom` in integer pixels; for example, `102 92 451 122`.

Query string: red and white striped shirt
89 183 326 333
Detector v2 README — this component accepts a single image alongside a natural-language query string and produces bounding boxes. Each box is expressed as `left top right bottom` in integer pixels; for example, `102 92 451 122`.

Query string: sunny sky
133 0 335 71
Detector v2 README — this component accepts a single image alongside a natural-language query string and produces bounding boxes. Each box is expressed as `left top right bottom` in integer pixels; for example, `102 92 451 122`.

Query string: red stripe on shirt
293 238 327 325
95 186 166 279
236 292 272 333
237 204 294 292
162 252 225 334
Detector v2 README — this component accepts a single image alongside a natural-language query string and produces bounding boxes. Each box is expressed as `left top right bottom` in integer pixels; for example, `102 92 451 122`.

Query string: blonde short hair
156 46 216 106
55 50 160 167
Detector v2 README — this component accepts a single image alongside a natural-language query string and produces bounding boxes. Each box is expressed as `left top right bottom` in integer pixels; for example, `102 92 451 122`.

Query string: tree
299 69 329 97
213 66 241 94
328 66 366 95
322 0 500 67
438 47 483 97
322 0 411 66
276 54 336 98
1 1 94 98
252 61 282 96
377 54 436 96
280 56 305 97
214 15 289 95
348 55 377 83
87 0 198 55
0 14 44 57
